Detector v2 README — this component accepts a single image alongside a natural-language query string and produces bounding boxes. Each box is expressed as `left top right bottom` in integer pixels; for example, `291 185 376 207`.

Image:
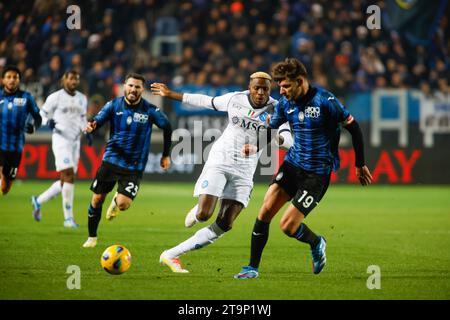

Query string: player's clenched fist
160 156 171 170
241 144 258 157
85 120 97 133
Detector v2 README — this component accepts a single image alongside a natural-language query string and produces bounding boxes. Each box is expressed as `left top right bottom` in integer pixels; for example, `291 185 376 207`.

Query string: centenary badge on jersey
126 116 133 125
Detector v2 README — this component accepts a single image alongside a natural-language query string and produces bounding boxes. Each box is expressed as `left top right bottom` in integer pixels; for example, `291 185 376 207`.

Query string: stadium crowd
1 0 449 104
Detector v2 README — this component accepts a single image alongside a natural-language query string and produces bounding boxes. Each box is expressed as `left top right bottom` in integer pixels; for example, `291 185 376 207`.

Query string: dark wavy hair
272 58 308 82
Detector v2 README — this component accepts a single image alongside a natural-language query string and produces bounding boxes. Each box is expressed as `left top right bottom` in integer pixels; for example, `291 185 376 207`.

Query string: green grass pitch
0 181 449 300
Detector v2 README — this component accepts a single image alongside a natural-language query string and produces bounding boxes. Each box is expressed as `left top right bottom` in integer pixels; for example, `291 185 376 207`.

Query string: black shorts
0 150 22 180
90 162 143 200
271 161 330 216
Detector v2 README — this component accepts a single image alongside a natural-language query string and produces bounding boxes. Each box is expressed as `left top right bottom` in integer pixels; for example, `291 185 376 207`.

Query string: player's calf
1 178 13 195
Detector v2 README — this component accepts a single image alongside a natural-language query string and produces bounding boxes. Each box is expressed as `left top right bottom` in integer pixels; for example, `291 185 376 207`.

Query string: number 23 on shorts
125 182 139 197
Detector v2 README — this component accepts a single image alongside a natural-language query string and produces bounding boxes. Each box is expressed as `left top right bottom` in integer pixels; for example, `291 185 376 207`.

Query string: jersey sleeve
80 95 88 127
210 92 236 111
324 94 354 126
182 92 234 112
40 92 57 125
150 107 173 157
26 93 42 128
93 100 114 128
150 107 171 129
269 101 287 129
276 122 293 150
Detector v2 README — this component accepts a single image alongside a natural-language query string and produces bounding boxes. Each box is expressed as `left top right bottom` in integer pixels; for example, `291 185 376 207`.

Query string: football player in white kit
151 72 293 273
31 70 89 228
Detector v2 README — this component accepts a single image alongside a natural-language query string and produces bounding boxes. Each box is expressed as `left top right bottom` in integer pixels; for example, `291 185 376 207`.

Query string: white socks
62 182 75 221
165 222 226 258
37 181 62 205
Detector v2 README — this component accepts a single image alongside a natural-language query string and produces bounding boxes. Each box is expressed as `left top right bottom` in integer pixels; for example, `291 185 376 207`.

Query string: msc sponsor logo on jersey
232 117 266 131
13 98 27 106
305 106 320 118
133 112 149 123
62 106 82 114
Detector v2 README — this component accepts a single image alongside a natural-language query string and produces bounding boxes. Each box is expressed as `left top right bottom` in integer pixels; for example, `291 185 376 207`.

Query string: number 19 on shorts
297 190 314 208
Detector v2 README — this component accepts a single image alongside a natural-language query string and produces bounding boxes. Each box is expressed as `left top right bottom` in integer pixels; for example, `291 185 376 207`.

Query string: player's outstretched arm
344 119 373 186
150 83 183 101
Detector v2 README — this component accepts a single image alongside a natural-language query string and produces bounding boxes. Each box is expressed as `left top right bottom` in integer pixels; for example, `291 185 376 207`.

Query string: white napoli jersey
183 90 281 177
41 89 88 141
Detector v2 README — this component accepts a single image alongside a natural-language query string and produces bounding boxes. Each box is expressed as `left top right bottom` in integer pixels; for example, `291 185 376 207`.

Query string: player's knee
196 207 213 222
116 199 131 211
258 204 274 222
279 218 297 237
91 195 106 208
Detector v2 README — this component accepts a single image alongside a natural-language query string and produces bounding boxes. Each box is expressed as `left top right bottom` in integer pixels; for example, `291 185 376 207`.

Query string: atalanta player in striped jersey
0 65 42 195
235 58 373 279
82 73 172 248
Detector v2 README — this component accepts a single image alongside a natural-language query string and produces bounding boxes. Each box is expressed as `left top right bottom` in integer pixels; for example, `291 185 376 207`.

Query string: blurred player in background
82 73 172 248
151 72 292 273
31 70 89 228
0 65 42 195
235 58 373 279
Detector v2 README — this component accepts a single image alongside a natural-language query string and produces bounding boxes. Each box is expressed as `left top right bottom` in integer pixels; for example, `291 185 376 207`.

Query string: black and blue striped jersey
93 97 171 172
0 89 42 152
269 86 354 175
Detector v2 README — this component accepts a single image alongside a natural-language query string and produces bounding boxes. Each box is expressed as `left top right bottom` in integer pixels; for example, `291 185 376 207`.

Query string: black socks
88 205 102 237
293 223 320 248
249 219 270 269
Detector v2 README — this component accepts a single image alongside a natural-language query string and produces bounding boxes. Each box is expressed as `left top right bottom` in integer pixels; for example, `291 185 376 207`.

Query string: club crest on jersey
201 180 208 188
126 116 133 125
13 98 26 106
259 112 268 122
305 106 320 118
232 116 239 125
276 172 284 181
133 112 149 123
298 111 305 122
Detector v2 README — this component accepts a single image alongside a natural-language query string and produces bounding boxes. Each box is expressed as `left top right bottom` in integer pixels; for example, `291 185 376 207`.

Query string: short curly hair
272 58 308 82
2 65 21 79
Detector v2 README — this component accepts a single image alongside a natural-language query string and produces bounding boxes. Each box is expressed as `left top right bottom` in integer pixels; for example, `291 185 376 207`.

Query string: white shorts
52 134 80 172
193 166 253 207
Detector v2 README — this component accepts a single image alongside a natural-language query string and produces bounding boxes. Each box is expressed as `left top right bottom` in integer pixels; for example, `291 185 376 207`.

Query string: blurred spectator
0 0 448 104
